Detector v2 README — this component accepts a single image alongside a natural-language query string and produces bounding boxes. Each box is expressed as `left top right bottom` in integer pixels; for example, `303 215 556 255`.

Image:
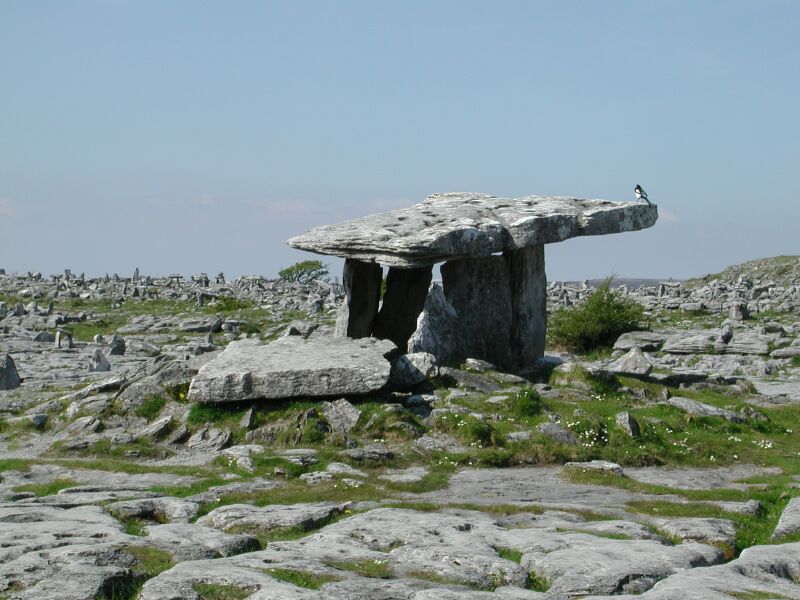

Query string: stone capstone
187 336 397 403
288 193 658 268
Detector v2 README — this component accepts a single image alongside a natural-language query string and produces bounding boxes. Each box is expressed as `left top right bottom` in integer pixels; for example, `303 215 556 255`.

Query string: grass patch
325 559 393 579
526 571 551 592
192 582 252 600
0 458 33 472
265 568 342 590
134 395 167 421
13 477 78 497
494 546 523 563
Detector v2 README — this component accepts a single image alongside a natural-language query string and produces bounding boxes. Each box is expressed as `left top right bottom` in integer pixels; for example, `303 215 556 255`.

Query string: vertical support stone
373 265 433 352
505 244 546 367
441 256 514 369
334 258 382 339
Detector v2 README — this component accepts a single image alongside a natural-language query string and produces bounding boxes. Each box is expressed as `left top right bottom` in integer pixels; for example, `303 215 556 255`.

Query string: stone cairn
289 192 658 370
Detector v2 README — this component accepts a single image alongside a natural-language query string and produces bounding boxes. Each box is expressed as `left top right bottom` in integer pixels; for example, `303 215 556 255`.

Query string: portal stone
334 259 382 339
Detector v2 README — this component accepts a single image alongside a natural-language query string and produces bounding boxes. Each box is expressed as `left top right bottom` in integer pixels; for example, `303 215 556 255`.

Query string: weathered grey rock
88 348 111 372
616 332 667 353
380 466 430 483
729 301 750 320
615 411 641 438
108 334 126 355
334 258 382 338
537 421 578 445
136 415 172 439
407 283 460 362
608 347 653 376
185 425 231 451
725 332 771 355
662 331 720 354
772 496 800 540
666 397 745 422
653 517 737 546
107 496 200 523
581 543 800 599
198 502 349 533
0 353 21 390
32 330 55 343
143 522 258 560
341 444 395 462
63 415 102 436
373 265 434 352
288 193 658 268
188 336 396 403
321 398 362 438
389 352 439 388
772 346 800 358
564 460 624 476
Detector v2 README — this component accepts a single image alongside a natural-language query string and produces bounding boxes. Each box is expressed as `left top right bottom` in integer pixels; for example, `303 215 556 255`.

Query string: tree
278 260 329 283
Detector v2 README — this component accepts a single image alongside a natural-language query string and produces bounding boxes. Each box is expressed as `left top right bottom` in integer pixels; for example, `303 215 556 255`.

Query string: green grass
0 458 33 473
13 477 78 497
134 395 167 421
265 568 342 589
494 547 523 563
325 559 393 579
192 582 252 600
526 571 551 592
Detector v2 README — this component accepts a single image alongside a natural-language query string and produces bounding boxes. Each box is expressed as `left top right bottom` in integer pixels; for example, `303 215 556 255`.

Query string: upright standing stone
506 244 546 366
0 354 21 390
334 259 382 339
373 265 433 352
441 256 514 369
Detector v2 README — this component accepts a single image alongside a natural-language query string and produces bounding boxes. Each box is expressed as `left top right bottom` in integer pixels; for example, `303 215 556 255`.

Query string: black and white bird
634 184 652 205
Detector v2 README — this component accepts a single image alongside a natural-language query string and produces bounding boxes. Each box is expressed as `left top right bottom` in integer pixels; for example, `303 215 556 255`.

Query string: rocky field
2 257 800 600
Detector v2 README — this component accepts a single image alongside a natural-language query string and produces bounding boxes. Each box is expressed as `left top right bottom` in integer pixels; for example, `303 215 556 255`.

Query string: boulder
389 352 439 388
88 349 111 372
666 397 745 423
187 336 396 403
613 331 667 352
607 347 653 376
321 398 362 437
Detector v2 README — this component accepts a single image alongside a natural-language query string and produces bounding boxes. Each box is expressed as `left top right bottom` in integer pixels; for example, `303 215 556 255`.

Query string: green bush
511 389 544 418
279 260 329 283
549 280 647 353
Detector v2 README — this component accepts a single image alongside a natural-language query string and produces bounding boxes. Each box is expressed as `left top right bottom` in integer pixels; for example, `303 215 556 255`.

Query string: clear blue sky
1 1 798 280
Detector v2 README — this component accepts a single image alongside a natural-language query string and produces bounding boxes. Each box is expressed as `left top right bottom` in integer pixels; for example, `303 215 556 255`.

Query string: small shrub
511 389 543 418
279 260 329 284
549 279 647 353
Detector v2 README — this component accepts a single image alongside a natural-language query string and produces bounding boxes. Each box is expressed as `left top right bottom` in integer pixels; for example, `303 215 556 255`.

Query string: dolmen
188 193 657 403
289 192 658 370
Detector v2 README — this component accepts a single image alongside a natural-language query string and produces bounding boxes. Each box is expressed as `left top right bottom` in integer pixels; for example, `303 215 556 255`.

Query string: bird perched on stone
634 184 652 205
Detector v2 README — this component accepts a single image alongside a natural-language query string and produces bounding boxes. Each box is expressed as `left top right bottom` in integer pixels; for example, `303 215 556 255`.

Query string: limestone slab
187 336 396 403
288 193 658 268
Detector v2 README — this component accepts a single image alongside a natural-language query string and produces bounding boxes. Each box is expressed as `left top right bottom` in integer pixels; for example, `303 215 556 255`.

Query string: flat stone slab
187 336 396 403
288 193 658 267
